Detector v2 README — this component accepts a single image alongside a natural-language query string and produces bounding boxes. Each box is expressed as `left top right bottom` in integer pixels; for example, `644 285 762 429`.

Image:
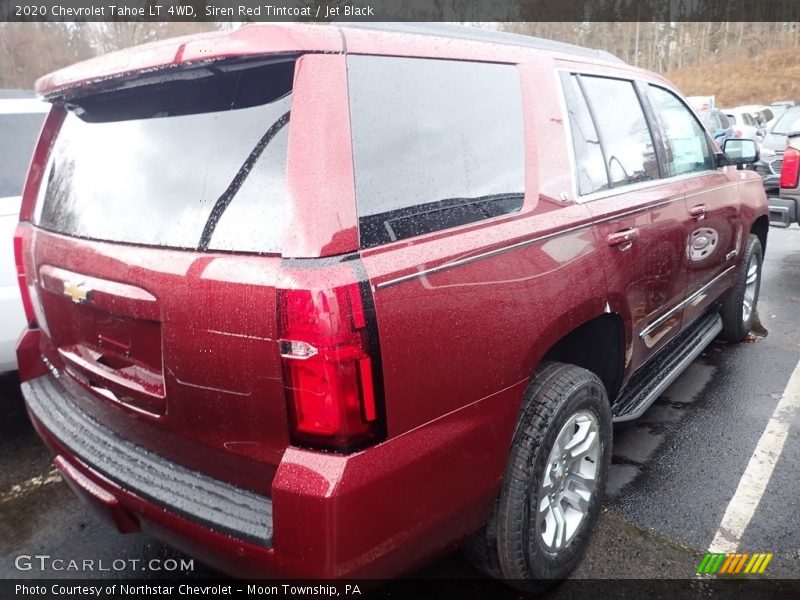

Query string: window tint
348 55 525 248
648 86 713 177
579 77 660 187
0 113 46 198
560 73 609 195
718 112 732 129
36 59 294 254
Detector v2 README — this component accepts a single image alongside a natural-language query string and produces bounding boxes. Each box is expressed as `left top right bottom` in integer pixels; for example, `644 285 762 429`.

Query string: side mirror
722 138 759 168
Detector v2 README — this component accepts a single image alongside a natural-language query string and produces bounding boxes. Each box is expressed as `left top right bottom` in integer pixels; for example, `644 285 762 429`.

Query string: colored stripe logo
697 552 773 574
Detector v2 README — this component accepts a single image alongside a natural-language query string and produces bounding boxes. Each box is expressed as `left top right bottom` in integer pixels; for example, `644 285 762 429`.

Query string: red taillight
781 147 800 189
13 226 36 327
279 281 384 452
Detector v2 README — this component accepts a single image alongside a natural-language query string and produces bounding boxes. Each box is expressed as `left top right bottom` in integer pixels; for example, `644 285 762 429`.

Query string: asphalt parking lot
1 225 799 594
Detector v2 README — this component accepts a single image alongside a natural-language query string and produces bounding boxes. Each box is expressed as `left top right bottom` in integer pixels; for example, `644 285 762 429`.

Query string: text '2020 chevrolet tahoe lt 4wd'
15 23 768 589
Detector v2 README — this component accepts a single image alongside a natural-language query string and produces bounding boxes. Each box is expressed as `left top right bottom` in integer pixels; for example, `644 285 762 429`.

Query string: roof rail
336 22 626 64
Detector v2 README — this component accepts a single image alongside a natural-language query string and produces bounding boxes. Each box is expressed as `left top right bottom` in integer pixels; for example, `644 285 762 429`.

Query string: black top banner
2 0 800 22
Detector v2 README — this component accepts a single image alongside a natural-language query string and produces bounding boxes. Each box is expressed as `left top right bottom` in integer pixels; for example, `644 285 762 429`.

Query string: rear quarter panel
353 58 612 555
361 57 608 438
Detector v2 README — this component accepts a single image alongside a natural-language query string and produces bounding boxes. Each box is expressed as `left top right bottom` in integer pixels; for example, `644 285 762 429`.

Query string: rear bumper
22 370 523 579
24 375 273 545
769 196 798 227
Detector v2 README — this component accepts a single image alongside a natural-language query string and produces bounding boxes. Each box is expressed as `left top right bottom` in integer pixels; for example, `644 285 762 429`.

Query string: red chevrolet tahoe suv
15 23 768 588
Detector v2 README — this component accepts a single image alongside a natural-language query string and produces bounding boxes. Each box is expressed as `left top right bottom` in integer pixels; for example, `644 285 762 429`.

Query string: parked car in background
768 100 796 121
721 107 762 141
716 105 774 139
698 108 734 146
756 107 776 136
0 91 48 373
14 23 769 589
772 132 800 226
755 105 800 193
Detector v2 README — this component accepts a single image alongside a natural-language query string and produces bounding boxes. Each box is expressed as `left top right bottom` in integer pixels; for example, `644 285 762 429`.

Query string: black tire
462 362 563 579
465 362 612 591
720 234 763 342
461 496 503 579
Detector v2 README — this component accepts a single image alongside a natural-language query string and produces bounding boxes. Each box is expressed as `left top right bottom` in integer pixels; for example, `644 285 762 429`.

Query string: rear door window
347 55 525 248
578 76 660 188
35 58 294 254
560 73 609 195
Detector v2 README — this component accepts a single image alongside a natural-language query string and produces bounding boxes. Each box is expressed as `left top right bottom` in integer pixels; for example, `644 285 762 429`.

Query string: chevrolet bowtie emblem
63 280 92 304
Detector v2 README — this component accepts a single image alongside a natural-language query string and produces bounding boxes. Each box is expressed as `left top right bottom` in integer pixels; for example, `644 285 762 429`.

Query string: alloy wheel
742 254 760 323
536 410 600 552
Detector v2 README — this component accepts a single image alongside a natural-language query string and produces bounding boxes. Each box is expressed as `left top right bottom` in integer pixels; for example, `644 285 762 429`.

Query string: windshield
771 110 800 135
35 58 294 254
699 111 718 131
0 112 47 197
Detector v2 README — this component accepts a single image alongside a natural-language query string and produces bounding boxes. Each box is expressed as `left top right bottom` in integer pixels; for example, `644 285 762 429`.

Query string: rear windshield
35 58 294 254
771 109 800 135
0 112 46 198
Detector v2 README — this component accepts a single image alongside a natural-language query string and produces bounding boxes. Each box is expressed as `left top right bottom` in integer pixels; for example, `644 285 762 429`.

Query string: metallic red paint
17 23 770 581
34 25 343 100
283 54 359 258
27 377 526 579
15 328 46 382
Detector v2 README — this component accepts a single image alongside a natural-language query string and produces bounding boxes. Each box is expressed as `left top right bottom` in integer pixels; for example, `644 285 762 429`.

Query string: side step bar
612 311 722 422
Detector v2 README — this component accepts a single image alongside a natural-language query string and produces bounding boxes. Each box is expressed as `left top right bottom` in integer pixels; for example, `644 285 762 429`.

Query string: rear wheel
720 234 763 342
465 362 612 591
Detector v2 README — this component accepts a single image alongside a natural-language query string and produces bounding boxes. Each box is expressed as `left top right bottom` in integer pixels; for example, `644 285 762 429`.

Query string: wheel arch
539 313 626 402
751 214 769 255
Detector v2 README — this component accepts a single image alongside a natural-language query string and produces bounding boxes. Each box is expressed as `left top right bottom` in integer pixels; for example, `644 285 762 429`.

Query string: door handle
607 227 639 249
689 204 707 220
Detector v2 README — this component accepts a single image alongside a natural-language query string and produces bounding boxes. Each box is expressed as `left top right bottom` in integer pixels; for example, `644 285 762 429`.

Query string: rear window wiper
197 110 290 250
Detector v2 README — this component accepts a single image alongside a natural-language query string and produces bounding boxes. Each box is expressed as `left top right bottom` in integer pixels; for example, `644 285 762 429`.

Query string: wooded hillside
1 21 798 109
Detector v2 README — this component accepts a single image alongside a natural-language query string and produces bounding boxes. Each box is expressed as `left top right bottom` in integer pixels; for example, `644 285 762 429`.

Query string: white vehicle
0 92 48 372
721 107 762 142
734 104 777 134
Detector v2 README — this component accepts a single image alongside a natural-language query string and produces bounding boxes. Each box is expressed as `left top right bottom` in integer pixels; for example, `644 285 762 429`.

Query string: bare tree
0 22 226 89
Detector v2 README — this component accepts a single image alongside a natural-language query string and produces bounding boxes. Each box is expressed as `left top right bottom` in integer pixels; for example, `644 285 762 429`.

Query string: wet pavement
1 226 800 590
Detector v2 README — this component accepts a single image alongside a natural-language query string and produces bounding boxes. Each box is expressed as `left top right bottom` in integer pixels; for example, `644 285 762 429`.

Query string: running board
612 312 722 422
